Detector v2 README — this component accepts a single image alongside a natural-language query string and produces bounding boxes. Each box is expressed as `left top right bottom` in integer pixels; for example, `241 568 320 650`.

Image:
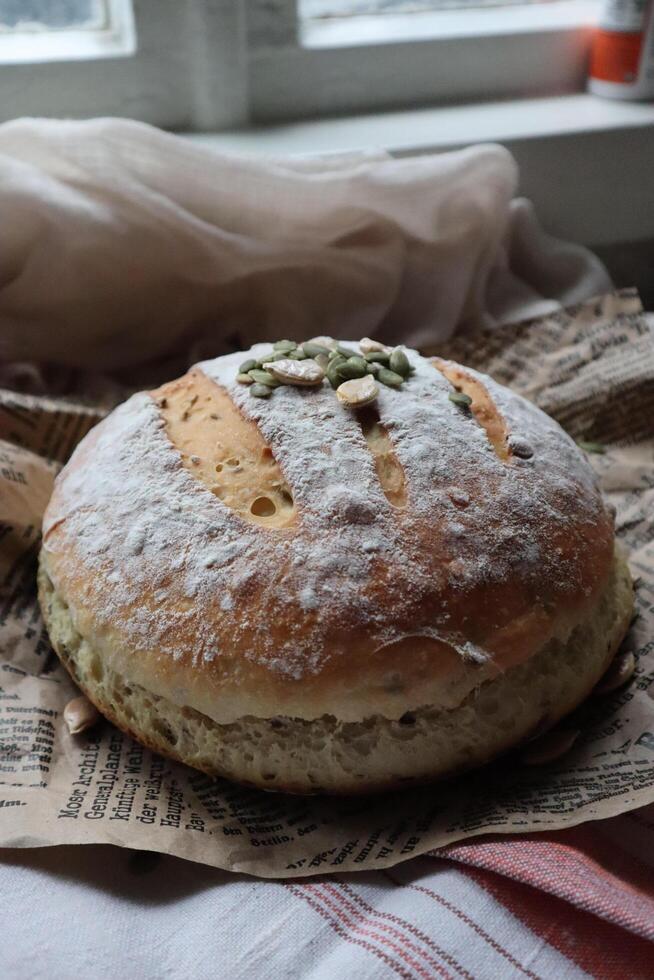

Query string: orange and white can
589 0 654 99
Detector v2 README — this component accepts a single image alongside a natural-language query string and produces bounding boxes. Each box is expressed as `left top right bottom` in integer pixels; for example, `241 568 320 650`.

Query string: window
0 0 134 64
250 0 598 121
0 1 106 29
0 0 600 128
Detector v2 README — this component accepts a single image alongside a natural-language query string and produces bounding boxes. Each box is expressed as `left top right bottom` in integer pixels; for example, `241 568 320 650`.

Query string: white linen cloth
0 117 610 372
0 846 590 980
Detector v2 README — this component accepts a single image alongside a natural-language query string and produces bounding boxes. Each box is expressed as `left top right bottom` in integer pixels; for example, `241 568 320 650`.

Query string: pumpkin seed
273 339 297 352
360 337 390 355
339 356 368 380
302 341 332 358
239 358 257 374
236 373 254 385
365 351 390 364
510 438 534 459
286 348 307 360
250 383 272 398
249 369 280 387
336 375 379 407
308 335 336 349
335 344 356 359
268 358 325 386
449 391 472 408
327 362 346 389
258 352 283 365
378 367 404 388
389 349 411 377
366 361 381 376
64 695 100 735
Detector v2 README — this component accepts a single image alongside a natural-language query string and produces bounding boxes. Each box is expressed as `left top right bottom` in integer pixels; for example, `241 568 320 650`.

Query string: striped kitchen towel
2 804 652 978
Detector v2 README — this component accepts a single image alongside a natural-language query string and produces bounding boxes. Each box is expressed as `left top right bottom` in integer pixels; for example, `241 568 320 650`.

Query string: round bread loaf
38 342 633 794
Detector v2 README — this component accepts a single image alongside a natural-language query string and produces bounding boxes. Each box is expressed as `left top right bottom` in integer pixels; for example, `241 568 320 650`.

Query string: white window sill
187 93 654 247
188 92 654 157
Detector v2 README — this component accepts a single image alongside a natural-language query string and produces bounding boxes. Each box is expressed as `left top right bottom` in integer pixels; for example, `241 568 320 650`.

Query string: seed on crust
360 337 390 355
248 369 279 387
308 336 336 349
250 383 272 399
389 349 411 378
510 438 534 460
336 375 379 408
302 341 332 358
521 728 579 765
378 368 404 388
268 358 325 386
338 356 368 380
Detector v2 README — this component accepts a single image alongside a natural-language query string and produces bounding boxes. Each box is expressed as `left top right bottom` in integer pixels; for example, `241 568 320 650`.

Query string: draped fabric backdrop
0 118 610 373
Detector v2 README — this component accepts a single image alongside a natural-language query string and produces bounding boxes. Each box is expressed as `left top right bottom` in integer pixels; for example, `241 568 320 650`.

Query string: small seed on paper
64 696 100 735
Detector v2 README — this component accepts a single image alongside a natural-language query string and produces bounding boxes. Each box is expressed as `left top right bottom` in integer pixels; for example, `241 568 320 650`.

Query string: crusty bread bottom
38 551 633 795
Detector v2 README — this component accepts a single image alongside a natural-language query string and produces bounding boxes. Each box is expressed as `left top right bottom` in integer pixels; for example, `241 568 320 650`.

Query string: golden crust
38 550 633 794
41 344 618 732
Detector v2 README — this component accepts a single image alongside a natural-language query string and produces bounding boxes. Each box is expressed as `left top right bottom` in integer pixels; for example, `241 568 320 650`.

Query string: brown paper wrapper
1 289 653 878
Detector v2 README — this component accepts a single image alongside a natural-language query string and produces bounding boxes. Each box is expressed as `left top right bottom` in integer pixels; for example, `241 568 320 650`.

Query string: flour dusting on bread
41 343 615 728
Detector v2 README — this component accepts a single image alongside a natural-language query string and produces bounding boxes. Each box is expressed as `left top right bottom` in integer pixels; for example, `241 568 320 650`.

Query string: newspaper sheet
1 289 653 878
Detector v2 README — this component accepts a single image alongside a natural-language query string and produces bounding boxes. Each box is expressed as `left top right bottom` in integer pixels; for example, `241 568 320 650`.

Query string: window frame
0 0 135 65
0 0 601 127
247 0 600 122
0 0 249 129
